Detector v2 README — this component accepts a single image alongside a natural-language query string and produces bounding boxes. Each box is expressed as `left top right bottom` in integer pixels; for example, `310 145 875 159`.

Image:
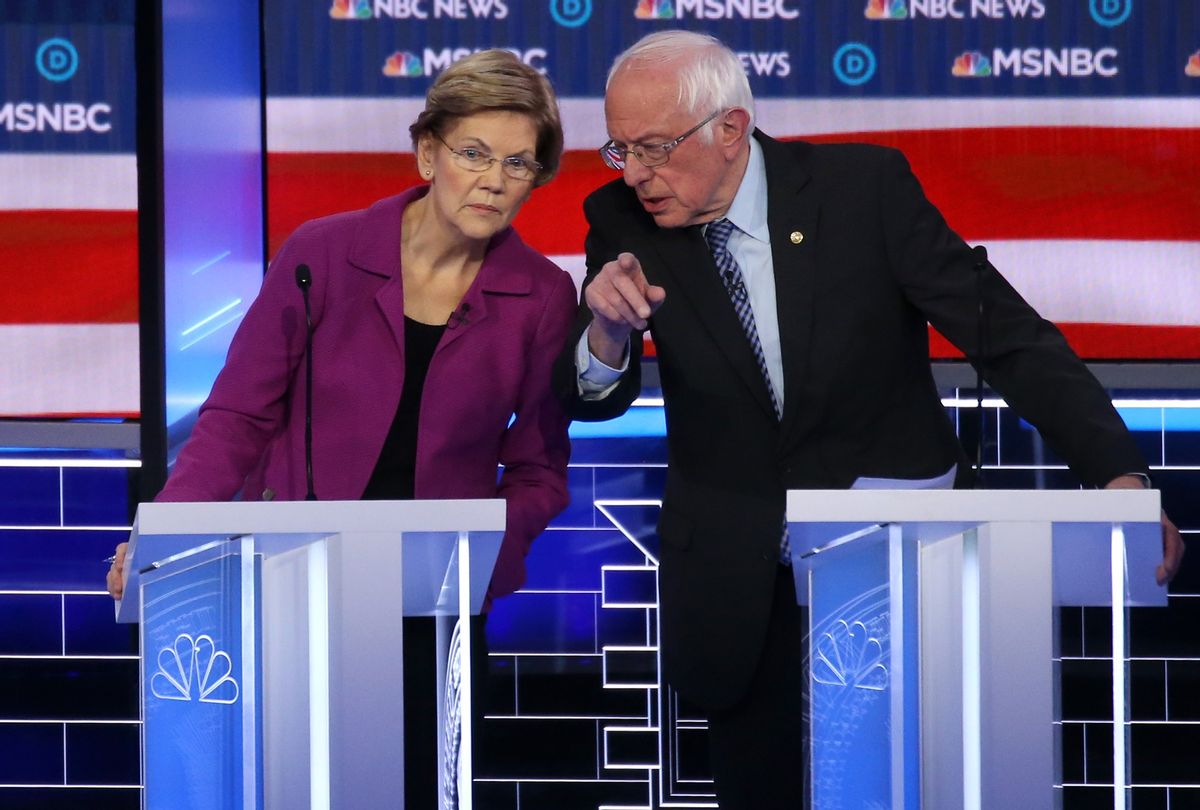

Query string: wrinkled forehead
604 67 690 144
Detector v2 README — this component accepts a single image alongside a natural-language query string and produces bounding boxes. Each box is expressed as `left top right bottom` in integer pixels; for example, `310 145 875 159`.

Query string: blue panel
569 407 666 438
161 0 265 435
65 723 140 785
0 529 128 590
0 658 137 720
62 467 130 526
0 787 140 810
597 604 654 649
603 568 657 606
0 724 62 784
809 533 894 808
1165 425 1200 473
549 465 597 529
64 594 135 656
593 465 666 502
142 551 261 808
487 591 598 654
568 436 669 466
523 528 645 592
0 17 136 154
0 593 60 654
0 468 60 526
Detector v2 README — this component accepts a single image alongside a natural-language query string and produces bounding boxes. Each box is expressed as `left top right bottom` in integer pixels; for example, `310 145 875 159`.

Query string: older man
553 30 1183 808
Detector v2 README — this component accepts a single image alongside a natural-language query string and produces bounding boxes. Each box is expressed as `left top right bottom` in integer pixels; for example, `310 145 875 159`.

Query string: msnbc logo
383 51 424 77
330 0 371 18
635 0 674 17
864 0 906 19
637 0 799 19
1188 51 1200 77
952 51 991 77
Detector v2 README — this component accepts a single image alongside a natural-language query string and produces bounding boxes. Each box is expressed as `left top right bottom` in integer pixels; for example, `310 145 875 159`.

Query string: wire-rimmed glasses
599 109 722 171
437 135 543 182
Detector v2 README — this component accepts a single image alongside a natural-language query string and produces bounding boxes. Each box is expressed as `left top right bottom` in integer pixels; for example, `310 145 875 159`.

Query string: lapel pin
790 231 804 245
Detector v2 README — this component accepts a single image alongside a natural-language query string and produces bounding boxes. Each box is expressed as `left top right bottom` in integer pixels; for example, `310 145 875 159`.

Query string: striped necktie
704 218 791 562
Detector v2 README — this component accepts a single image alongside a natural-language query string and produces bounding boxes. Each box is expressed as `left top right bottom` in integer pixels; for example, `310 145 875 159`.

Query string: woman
108 49 573 602
107 50 575 804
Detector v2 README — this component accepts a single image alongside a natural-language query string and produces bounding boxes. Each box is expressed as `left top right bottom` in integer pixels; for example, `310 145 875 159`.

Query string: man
552 31 1184 809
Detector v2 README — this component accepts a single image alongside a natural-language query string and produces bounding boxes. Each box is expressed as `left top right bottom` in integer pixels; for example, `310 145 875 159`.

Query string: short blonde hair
410 50 564 185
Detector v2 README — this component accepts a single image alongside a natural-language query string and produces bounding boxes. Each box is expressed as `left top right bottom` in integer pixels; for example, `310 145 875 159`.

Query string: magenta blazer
160 187 577 603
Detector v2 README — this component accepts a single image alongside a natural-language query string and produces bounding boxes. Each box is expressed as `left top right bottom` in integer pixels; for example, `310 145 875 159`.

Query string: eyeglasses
437 136 543 181
599 110 722 171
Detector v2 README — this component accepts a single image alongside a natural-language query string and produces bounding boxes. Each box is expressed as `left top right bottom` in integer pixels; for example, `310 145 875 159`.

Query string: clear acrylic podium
114 499 505 809
787 489 1165 810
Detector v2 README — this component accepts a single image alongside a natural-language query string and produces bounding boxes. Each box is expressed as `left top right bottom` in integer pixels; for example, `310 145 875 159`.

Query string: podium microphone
295 264 317 501
972 246 990 488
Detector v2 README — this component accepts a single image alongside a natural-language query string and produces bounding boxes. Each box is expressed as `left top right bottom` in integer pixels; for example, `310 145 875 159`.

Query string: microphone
294 264 317 501
448 302 471 329
971 246 990 488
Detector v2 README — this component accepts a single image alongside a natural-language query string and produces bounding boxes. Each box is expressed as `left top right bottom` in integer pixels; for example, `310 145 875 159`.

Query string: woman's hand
106 542 129 600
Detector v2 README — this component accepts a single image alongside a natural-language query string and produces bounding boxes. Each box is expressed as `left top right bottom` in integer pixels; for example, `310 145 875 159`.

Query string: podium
114 499 505 809
787 489 1165 810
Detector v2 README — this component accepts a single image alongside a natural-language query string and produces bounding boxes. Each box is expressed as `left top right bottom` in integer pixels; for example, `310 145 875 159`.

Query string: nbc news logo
332 0 509 20
866 0 1045 19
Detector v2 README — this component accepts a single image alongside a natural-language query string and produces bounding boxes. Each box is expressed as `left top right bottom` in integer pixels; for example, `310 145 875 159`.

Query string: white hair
607 30 756 142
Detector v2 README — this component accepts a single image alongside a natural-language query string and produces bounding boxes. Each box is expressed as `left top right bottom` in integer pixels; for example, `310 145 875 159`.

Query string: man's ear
716 107 752 152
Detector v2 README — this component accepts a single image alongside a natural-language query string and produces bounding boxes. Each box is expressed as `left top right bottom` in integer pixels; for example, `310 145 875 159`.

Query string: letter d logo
1090 0 1131 27
550 0 592 27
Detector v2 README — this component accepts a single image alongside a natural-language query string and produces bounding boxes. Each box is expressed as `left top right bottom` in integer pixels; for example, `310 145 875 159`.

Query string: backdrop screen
264 0 1200 360
0 1 138 418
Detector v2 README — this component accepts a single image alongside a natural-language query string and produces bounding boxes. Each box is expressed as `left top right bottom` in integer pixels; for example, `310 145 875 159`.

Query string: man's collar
716 137 768 243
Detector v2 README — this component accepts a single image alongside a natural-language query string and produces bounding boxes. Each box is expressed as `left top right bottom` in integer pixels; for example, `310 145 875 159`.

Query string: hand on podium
1105 474 1184 585
106 541 129 600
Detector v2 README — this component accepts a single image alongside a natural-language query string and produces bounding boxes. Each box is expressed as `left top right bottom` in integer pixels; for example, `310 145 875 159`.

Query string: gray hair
607 30 755 142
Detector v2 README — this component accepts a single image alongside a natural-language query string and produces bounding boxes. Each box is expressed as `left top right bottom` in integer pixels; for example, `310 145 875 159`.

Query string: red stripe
268 127 1200 257
928 323 1200 360
0 211 138 324
808 127 1200 243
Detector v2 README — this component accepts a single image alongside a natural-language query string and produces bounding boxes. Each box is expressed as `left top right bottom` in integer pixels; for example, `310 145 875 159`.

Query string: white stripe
0 324 139 416
988 240 1200 326
266 97 1200 153
552 240 1200 327
0 154 136 210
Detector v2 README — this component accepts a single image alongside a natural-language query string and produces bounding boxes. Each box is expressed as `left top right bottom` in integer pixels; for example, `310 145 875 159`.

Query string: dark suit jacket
553 132 1148 710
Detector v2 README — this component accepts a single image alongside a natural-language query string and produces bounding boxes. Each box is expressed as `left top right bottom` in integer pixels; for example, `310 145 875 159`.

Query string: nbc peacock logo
329 0 372 19
635 0 674 19
1187 51 1200 77
383 51 424 77
952 50 992 77
865 0 906 19
151 633 240 705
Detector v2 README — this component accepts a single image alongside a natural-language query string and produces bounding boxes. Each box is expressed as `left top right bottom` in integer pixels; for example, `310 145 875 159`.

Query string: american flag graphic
5 1 1199 417
265 95 1200 362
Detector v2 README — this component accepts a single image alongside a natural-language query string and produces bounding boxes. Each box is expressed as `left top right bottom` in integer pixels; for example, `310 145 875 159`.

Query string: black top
362 316 446 500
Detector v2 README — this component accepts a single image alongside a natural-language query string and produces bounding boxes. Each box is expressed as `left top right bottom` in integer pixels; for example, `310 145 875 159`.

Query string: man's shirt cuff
576 331 629 400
